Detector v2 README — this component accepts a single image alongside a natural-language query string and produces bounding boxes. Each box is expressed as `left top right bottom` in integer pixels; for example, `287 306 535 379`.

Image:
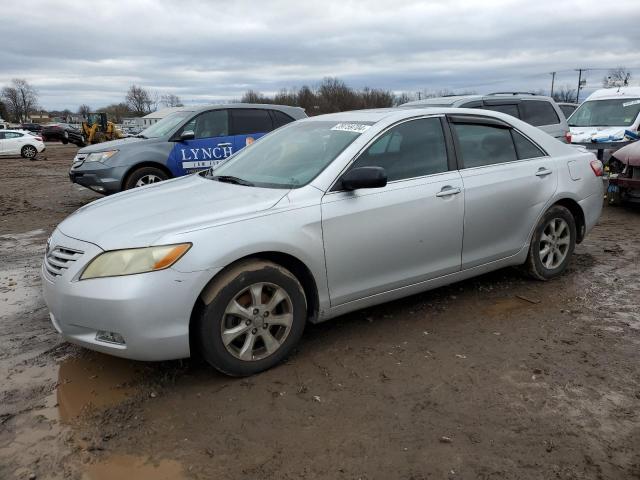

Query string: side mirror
178 130 195 141
340 166 387 191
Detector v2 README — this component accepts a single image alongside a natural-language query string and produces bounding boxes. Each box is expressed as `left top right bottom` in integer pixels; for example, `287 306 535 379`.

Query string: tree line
0 67 634 123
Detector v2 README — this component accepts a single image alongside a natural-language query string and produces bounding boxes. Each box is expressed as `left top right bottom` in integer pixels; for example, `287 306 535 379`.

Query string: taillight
564 131 572 143
590 159 603 177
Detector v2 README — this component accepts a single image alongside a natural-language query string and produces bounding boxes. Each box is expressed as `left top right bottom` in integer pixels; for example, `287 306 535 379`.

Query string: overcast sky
2 0 639 111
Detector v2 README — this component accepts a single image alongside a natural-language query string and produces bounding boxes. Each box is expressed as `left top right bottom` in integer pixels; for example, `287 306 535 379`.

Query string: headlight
80 243 191 280
84 150 118 163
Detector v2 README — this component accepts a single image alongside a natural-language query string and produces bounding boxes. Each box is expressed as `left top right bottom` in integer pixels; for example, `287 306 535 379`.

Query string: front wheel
525 205 576 280
123 166 168 190
197 260 307 376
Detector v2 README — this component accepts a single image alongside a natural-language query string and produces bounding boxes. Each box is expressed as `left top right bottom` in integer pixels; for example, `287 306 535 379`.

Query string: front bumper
41 229 218 361
69 161 127 194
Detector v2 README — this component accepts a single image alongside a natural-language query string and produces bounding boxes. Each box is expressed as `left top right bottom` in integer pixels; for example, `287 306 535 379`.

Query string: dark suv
402 93 571 143
70 103 306 194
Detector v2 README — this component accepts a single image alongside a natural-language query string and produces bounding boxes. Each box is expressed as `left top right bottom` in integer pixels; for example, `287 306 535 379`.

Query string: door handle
436 186 461 197
217 142 232 147
535 168 552 177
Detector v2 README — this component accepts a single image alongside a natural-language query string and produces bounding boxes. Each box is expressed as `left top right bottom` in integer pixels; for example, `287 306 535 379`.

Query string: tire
123 166 168 190
197 260 307 376
525 205 576 281
21 145 38 159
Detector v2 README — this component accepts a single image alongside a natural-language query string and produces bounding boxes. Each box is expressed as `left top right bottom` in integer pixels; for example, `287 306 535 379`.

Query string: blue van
69 104 306 194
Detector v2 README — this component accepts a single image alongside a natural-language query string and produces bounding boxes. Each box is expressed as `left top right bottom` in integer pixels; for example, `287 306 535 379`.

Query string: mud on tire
525 205 576 281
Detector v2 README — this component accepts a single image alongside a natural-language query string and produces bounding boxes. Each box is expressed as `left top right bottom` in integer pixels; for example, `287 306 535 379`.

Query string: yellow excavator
81 112 122 144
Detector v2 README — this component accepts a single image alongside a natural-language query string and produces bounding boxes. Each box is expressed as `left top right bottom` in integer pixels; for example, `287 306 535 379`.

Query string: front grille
72 153 87 168
45 246 84 277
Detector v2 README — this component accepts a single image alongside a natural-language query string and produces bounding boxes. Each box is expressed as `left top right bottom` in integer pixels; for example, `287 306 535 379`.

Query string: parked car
43 107 603 376
557 102 579 119
41 123 85 146
69 104 306 194
402 92 571 143
607 141 640 204
20 123 43 134
0 129 45 159
568 87 640 143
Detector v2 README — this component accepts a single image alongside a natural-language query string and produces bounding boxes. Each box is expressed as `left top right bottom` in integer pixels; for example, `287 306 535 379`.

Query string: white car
0 129 45 159
569 87 640 143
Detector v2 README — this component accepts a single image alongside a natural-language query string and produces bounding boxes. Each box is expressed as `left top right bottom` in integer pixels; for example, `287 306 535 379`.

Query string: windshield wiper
211 175 254 187
135 134 148 139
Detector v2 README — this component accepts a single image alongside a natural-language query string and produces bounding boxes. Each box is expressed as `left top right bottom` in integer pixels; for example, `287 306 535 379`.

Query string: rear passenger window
270 110 295 129
520 100 560 126
481 104 520 118
512 130 545 159
350 118 448 182
231 109 273 135
453 123 517 167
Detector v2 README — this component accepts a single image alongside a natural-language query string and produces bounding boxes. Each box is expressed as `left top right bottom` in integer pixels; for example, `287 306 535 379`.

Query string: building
122 117 144 129
29 112 51 123
140 107 186 127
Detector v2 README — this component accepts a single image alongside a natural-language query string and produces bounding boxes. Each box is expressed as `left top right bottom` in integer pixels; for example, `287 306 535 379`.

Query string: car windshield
139 111 193 138
207 120 373 189
568 98 640 127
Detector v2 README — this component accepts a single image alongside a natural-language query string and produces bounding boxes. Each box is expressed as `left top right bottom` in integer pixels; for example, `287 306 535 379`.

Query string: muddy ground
1 143 639 479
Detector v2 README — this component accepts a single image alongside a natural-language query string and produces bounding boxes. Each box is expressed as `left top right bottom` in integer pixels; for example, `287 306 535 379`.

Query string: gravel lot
1 143 639 479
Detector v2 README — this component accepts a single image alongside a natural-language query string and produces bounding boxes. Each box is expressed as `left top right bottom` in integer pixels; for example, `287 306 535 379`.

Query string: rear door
229 109 274 151
0 132 5 154
321 116 464 305
4 132 24 155
167 109 234 176
448 115 557 269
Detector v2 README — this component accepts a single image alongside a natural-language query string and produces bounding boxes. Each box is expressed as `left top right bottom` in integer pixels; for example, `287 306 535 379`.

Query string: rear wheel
21 145 37 159
525 205 576 280
123 166 168 190
197 260 307 376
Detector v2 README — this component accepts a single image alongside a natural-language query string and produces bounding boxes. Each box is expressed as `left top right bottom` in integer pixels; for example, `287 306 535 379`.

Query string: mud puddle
83 454 186 480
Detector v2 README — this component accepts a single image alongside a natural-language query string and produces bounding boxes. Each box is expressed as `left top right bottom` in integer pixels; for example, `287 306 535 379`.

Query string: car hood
78 136 158 153
570 126 627 143
57 174 289 250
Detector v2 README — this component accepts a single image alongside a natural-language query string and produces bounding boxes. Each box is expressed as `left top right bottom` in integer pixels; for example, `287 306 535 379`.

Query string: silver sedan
42 108 603 376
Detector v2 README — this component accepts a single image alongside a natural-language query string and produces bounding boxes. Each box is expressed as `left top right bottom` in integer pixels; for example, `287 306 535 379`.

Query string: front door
167 109 234 176
321 117 464 306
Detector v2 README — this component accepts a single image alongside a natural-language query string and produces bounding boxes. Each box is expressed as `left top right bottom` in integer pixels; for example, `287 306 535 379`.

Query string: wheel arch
188 251 320 357
552 197 586 243
121 161 173 190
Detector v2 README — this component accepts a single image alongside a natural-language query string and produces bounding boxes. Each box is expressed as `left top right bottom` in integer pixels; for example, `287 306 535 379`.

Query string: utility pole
575 68 587 103
417 91 421 100
550 72 556 98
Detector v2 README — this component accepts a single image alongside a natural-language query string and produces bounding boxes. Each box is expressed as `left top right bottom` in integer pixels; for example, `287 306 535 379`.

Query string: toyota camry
42 108 603 376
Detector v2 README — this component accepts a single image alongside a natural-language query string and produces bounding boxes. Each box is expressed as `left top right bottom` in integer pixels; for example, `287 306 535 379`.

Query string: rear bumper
579 190 603 236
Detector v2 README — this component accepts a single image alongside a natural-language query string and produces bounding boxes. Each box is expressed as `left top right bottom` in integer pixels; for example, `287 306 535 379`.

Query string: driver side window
350 117 448 182
182 110 229 139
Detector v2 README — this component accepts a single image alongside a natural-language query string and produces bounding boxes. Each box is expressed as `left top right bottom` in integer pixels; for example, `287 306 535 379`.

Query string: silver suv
402 93 571 143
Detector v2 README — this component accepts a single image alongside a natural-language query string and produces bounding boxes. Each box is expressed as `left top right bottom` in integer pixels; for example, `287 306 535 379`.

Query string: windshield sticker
622 99 640 108
330 123 371 134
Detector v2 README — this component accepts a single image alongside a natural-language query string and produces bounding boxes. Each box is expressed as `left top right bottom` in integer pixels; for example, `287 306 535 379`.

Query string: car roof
402 93 557 107
585 87 640 101
182 103 307 119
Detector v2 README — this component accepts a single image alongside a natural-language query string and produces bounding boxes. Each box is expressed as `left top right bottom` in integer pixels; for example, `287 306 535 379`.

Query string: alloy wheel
539 217 570 269
221 282 294 361
134 174 162 187
24 146 36 158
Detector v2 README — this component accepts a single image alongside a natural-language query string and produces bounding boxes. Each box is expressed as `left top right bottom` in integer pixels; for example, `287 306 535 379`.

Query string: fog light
90 185 106 193
96 330 126 345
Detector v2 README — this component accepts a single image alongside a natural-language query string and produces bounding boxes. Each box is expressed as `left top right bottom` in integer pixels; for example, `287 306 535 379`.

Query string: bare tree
1 78 39 122
77 104 92 118
160 94 183 108
125 85 153 115
552 85 578 103
241 90 271 104
98 102 134 123
603 67 632 87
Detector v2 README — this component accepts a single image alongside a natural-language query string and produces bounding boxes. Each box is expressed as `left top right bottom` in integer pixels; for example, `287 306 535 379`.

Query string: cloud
1 0 639 110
